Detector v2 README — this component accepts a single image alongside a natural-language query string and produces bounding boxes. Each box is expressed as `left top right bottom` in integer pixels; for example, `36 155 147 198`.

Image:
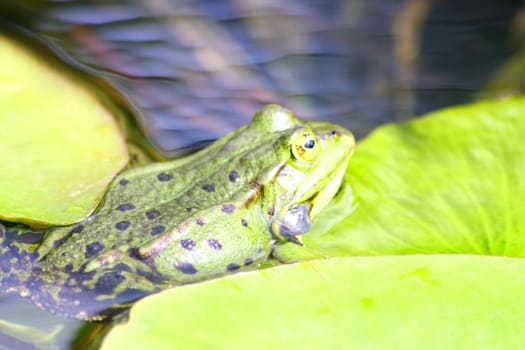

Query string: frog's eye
290 129 320 163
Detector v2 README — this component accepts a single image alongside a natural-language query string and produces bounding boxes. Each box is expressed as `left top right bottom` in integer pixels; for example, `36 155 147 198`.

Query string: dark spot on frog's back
202 183 215 192
241 219 248 227
64 263 74 273
127 247 140 259
222 204 235 214
151 225 165 236
95 271 125 293
207 239 222 250
196 218 205 226
226 263 240 271
176 262 198 275
229 170 240 182
113 262 133 273
146 209 161 220
119 179 129 186
117 203 135 212
85 241 105 259
180 239 195 251
244 257 254 266
115 221 131 231
157 172 173 181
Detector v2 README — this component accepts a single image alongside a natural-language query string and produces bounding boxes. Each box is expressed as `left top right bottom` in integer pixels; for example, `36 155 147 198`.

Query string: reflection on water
0 295 97 350
1 0 522 156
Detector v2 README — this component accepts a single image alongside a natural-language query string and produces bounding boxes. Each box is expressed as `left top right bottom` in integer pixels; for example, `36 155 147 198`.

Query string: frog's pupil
304 139 315 149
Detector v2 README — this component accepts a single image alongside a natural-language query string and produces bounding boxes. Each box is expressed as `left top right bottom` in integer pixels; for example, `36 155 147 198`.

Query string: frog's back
0 112 291 319
0 105 355 320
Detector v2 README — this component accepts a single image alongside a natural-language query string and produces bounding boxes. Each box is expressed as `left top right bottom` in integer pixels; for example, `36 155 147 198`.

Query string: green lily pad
103 255 525 349
304 97 525 257
101 97 525 349
0 35 128 226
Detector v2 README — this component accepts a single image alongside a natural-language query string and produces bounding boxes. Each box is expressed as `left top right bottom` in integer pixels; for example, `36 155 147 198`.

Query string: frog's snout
324 126 355 150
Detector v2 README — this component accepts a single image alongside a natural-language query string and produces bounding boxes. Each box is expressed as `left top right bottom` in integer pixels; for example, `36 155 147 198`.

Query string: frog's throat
270 148 351 242
307 157 348 220
297 143 353 220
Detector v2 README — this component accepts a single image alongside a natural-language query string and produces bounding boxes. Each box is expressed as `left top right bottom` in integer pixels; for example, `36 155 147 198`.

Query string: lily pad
101 97 525 349
304 97 525 257
102 255 525 349
0 35 129 226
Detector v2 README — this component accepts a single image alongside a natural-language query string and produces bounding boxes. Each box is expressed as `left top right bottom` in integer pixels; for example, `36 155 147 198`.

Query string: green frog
0 105 355 320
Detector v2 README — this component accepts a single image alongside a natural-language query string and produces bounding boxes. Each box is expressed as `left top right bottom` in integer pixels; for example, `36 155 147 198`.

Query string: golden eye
290 129 320 163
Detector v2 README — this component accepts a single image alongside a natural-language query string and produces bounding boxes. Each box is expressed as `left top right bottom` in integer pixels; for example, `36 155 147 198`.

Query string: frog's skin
0 105 355 320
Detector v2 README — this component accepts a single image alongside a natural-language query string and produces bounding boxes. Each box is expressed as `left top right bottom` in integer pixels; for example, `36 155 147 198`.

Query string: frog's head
251 105 355 242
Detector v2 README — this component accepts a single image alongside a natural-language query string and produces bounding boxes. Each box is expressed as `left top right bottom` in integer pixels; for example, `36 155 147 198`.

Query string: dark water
0 0 524 349
1 0 522 156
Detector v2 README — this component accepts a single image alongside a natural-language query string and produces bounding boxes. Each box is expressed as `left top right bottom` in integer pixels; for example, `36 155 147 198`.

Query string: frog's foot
29 265 164 320
0 223 42 298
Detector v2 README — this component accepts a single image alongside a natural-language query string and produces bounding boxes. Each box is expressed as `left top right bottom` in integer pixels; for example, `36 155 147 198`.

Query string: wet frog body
0 105 355 320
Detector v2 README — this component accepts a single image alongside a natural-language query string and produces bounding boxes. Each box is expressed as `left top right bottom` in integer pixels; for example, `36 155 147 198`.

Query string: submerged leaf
0 35 128 226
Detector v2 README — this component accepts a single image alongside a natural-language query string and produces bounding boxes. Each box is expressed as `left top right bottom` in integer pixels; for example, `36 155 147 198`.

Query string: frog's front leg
136 203 274 283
